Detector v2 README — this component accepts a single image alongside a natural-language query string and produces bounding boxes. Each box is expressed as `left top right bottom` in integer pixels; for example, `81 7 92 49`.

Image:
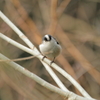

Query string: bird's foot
50 57 55 66
50 60 54 66
42 56 46 61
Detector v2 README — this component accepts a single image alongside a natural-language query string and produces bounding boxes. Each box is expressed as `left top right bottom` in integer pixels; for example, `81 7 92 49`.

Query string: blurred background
0 0 100 100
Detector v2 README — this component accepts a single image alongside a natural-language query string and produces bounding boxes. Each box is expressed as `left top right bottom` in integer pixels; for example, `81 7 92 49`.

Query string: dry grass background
0 0 100 100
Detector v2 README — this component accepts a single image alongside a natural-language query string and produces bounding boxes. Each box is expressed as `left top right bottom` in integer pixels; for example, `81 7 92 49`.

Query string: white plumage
39 34 62 62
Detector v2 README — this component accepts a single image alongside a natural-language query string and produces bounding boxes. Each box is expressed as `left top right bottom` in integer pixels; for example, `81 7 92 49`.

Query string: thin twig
10 0 41 44
0 10 69 92
0 11 95 99
0 33 93 99
0 53 96 100
0 11 34 49
0 55 35 62
56 26 100 85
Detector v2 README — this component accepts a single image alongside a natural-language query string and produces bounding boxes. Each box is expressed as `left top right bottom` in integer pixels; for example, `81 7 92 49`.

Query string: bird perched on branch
39 34 62 64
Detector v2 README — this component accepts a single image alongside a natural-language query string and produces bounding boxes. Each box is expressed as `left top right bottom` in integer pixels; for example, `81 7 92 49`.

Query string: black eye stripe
43 34 52 41
48 35 51 41
43 35 60 44
44 37 48 41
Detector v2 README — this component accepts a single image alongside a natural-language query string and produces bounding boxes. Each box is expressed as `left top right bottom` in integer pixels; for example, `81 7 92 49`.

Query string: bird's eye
56 41 59 44
43 37 48 41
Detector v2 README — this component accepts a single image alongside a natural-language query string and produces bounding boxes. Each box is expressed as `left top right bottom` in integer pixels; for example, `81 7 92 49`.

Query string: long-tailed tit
39 34 62 64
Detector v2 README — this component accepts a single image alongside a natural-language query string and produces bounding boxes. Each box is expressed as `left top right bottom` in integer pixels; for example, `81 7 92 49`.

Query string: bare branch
0 53 96 100
0 33 94 99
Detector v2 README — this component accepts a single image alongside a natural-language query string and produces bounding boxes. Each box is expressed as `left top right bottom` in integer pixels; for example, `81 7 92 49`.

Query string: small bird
39 34 62 64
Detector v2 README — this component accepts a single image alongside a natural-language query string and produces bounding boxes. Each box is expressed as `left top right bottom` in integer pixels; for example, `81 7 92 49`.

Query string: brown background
0 0 100 100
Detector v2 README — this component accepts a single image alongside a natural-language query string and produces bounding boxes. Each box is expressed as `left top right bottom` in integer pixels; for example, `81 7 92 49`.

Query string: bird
39 34 62 64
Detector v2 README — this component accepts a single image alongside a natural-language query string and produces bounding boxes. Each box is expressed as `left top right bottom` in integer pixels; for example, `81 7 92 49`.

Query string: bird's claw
50 57 55 66
50 60 54 66
42 56 46 61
